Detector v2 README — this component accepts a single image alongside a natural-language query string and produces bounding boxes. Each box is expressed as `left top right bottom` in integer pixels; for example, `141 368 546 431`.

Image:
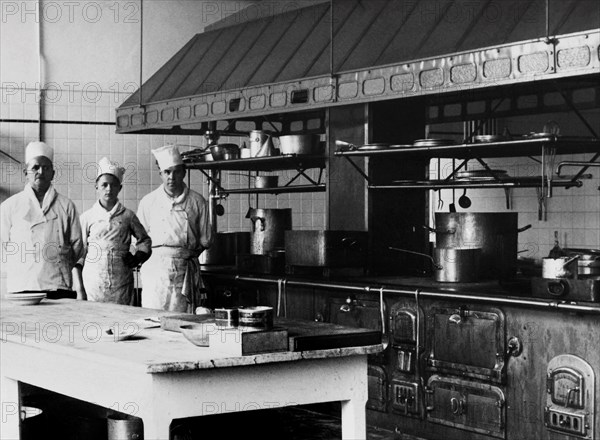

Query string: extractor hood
116 0 600 134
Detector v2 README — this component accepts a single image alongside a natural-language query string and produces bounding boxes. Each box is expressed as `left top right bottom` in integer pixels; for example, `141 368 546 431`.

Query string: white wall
0 0 326 290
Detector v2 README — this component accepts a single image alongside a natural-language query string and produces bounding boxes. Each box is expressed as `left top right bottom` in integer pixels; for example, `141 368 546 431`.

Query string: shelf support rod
342 156 371 184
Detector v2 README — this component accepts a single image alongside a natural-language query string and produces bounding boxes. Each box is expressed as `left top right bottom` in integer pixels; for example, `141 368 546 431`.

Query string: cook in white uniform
0 141 85 299
73 157 152 305
137 145 214 312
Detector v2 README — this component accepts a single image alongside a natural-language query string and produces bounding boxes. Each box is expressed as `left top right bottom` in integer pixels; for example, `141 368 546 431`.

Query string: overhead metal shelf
334 137 600 159
184 154 325 172
217 184 326 196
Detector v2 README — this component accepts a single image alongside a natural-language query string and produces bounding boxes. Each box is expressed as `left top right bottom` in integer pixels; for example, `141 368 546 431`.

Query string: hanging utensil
437 157 443 210
458 188 471 209
548 231 566 258
379 287 389 350
449 159 457 212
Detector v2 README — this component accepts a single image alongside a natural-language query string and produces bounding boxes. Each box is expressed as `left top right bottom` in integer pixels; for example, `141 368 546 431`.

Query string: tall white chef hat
97 157 125 183
25 141 54 164
152 144 184 170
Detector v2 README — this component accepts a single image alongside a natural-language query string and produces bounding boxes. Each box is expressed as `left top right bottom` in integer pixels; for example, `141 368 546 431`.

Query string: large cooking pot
432 213 531 280
390 246 481 283
246 208 292 255
200 232 250 265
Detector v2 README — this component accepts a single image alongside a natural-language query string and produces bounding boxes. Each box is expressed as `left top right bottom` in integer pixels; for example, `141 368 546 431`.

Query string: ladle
458 188 471 208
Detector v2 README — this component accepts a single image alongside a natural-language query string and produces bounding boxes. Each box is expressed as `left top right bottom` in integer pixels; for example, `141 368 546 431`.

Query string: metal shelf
218 184 326 195
185 154 325 172
334 137 600 159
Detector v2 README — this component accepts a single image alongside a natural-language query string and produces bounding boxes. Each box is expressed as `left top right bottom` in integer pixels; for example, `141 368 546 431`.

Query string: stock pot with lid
431 213 531 280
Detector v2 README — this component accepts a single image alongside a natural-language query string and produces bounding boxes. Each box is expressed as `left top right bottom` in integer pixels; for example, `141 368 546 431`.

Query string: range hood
116 0 600 135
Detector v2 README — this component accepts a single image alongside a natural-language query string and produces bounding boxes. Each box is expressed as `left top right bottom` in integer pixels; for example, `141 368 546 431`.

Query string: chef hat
97 157 125 183
25 141 54 164
152 144 184 171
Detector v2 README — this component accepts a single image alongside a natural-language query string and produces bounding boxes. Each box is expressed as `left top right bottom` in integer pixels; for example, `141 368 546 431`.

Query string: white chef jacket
0 184 84 293
137 184 213 312
79 201 152 304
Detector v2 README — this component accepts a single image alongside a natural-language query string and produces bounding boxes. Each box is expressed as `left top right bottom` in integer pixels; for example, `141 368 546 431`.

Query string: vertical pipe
139 0 144 106
37 0 44 140
208 170 218 231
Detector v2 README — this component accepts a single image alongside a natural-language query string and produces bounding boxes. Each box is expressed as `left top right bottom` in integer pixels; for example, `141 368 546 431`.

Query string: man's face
25 156 55 193
160 165 186 195
96 174 122 206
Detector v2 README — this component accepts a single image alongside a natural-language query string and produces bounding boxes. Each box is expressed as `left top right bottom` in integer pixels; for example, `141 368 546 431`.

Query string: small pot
542 256 579 279
210 144 240 161
254 176 278 189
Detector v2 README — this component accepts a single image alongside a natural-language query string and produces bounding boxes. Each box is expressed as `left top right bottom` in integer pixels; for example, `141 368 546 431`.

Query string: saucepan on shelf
210 144 240 161
277 134 323 155
254 175 279 189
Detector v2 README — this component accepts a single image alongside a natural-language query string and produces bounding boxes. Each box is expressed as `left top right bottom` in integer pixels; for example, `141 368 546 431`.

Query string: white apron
83 246 134 305
140 247 203 312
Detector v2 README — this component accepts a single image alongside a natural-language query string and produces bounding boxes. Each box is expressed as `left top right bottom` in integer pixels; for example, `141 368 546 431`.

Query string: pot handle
517 224 532 233
421 225 456 235
250 216 266 232
389 247 443 270
562 255 580 267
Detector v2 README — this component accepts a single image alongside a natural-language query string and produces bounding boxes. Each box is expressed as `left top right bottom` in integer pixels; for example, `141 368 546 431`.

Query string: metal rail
370 179 582 190
208 273 600 315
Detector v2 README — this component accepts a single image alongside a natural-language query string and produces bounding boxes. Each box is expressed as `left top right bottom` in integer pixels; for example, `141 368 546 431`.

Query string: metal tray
413 139 456 147
456 169 507 180
358 143 390 151
472 135 511 143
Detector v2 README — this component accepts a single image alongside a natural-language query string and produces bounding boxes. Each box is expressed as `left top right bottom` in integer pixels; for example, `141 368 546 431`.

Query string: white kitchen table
0 299 381 439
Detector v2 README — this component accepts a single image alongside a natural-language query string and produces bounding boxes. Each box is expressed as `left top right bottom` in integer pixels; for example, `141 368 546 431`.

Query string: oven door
426 305 506 383
426 375 506 438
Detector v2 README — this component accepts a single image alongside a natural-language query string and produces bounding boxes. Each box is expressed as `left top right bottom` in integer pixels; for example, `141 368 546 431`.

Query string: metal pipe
219 274 600 315
139 0 144 106
557 160 600 176
370 179 582 190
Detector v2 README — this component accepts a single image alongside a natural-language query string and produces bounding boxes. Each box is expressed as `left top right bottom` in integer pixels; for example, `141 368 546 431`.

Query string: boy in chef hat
1 141 85 298
137 144 214 312
73 157 152 305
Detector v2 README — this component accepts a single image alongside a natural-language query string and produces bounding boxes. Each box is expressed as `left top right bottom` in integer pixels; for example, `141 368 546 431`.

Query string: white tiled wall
0 91 326 233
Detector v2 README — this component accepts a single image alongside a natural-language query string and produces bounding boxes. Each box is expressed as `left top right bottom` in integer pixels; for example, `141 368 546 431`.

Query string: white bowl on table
4 292 46 306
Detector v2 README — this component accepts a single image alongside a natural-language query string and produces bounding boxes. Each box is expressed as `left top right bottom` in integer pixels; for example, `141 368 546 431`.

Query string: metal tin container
214 308 239 328
238 306 274 329
107 415 143 440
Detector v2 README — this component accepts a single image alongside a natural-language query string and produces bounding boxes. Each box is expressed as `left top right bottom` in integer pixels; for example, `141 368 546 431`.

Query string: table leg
1 375 20 440
139 409 172 440
341 398 367 440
